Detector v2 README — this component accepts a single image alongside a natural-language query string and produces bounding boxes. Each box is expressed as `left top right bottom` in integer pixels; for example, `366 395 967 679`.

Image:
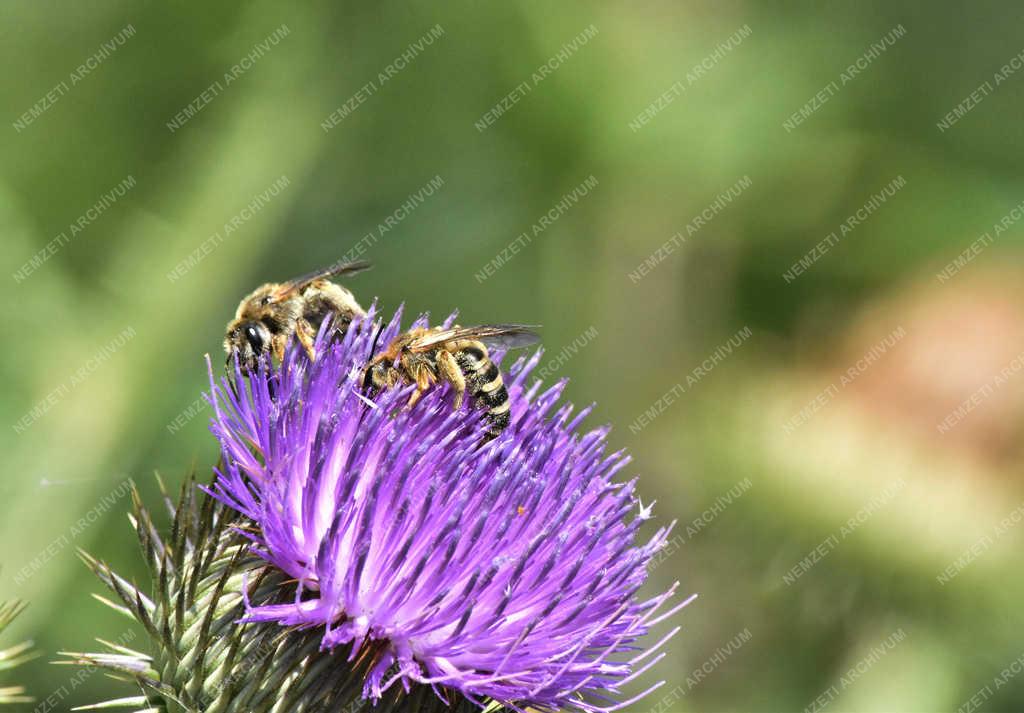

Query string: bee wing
269 259 372 302
407 324 541 352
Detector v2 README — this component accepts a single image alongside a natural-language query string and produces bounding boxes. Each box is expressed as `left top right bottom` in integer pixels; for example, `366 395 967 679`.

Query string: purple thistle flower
207 308 693 712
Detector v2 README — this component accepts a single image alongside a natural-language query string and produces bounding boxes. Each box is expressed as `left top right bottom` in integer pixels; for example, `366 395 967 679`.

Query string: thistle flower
207 309 693 712
0 599 35 705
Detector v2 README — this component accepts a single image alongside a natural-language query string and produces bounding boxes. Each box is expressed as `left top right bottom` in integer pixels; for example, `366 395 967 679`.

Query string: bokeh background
2 2 1023 711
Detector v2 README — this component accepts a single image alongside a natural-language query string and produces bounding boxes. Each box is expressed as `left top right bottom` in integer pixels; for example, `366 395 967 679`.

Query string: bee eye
244 324 265 351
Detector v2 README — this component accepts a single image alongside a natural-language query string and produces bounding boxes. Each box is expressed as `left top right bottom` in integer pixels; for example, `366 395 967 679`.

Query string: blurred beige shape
840 265 1024 466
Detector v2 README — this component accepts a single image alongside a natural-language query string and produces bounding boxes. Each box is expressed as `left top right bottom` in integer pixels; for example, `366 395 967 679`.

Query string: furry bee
224 260 371 370
362 324 539 440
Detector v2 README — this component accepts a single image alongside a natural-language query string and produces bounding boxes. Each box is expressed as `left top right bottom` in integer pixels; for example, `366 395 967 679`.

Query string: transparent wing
270 259 372 302
407 324 540 352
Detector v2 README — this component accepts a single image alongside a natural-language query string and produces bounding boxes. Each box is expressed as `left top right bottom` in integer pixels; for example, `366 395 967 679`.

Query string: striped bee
362 324 539 440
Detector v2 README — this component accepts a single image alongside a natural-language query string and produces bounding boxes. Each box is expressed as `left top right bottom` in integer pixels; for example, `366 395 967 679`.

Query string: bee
224 260 371 370
362 324 540 440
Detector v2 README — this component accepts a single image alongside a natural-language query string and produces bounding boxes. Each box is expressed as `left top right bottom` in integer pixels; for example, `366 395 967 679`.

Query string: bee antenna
368 319 385 358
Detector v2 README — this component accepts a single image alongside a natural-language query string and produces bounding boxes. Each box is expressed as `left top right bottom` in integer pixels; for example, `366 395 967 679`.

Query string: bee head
224 320 272 371
362 362 382 391
362 361 397 392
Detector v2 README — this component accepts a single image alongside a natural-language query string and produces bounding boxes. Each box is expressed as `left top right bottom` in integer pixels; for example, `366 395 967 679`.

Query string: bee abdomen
472 361 511 437
476 380 507 408
456 348 512 439
484 408 510 439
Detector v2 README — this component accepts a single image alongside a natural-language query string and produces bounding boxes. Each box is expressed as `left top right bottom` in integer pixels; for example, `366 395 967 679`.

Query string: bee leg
436 350 466 410
406 367 434 409
296 319 317 361
271 334 287 363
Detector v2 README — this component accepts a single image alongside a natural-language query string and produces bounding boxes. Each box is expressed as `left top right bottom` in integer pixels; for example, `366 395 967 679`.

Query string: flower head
208 309 693 712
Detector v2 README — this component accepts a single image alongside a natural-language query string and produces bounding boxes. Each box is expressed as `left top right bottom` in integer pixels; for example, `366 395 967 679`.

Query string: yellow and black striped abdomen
452 340 511 439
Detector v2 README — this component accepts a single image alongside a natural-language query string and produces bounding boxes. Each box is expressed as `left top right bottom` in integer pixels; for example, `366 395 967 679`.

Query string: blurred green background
2 2 1023 711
